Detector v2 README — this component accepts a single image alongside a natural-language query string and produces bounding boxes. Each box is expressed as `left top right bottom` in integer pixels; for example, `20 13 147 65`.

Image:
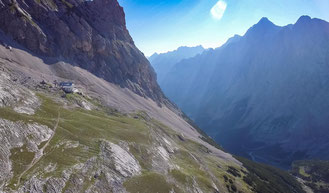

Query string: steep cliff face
0 0 165 103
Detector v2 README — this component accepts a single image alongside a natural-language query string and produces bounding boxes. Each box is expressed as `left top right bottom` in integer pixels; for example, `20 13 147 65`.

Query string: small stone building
59 82 74 93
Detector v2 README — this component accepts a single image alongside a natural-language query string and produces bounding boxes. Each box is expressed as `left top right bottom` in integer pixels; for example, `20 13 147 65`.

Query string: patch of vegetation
123 172 180 193
169 169 189 184
1 93 152 187
21 15 38 28
226 183 238 193
173 149 214 191
298 166 310 178
227 166 242 178
65 93 85 102
61 0 73 8
291 160 329 193
8 145 35 188
129 144 153 170
236 156 305 193
204 154 251 193
131 111 251 192
34 0 57 10
9 2 17 13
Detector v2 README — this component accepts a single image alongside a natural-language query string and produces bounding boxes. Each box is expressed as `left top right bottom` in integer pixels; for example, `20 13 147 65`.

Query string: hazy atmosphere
119 0 329 56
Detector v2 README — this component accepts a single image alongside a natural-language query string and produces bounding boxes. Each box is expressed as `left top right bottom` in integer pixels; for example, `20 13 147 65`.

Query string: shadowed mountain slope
149 46 204 84
157 16 329 169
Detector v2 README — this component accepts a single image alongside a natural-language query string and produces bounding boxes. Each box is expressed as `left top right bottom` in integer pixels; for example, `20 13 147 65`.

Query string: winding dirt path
16 110 60 187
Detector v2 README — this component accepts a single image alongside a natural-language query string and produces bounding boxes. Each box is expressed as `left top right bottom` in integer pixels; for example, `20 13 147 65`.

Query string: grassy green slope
236 157 305 193
292 160 329 193
0 91 308 193
1 93 254 192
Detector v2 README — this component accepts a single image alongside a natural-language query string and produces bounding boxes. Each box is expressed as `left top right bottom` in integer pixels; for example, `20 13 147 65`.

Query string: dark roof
59 82 73 86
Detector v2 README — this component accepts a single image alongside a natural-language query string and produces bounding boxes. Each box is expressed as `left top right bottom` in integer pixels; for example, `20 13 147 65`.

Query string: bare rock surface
0 119 53 189
0 0 166 104
13 140 142 193
100 141 141 178
0 71 39 115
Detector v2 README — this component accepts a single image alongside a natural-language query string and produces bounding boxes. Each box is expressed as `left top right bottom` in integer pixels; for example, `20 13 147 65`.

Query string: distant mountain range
149 46 205 84
150 16 329 169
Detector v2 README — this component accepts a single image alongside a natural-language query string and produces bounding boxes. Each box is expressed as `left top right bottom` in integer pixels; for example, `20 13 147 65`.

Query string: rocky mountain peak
176 45 204 52
245 17 279 38
296 15 312 25
253 17 276 30
84 0 132 41
0 0 167 104
258 17 272 24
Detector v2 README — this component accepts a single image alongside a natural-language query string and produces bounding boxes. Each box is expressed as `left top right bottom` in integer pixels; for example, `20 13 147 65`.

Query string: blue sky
118 0 329 56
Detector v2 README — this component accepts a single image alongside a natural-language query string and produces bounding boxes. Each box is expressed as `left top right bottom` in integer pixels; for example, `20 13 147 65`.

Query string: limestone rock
0 0 167 104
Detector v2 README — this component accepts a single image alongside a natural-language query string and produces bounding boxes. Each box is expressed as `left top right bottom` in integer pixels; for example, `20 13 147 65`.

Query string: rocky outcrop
0 70 40 115
0 0 166 104
100 141 141 178
0 119 53 188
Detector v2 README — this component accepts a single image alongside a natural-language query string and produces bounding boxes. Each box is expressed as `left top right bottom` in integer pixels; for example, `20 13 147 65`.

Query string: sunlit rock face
0 0 166 104
0 71 40 115
157 16 329 168
0 119 53 188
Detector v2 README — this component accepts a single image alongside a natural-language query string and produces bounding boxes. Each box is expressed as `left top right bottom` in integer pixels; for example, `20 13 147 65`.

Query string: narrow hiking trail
15 110 61 187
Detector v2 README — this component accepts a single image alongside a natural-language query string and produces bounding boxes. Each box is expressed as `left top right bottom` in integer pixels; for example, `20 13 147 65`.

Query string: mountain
149 46 204 84
0 0 316 192
157 16 329 169
0 0 166 104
